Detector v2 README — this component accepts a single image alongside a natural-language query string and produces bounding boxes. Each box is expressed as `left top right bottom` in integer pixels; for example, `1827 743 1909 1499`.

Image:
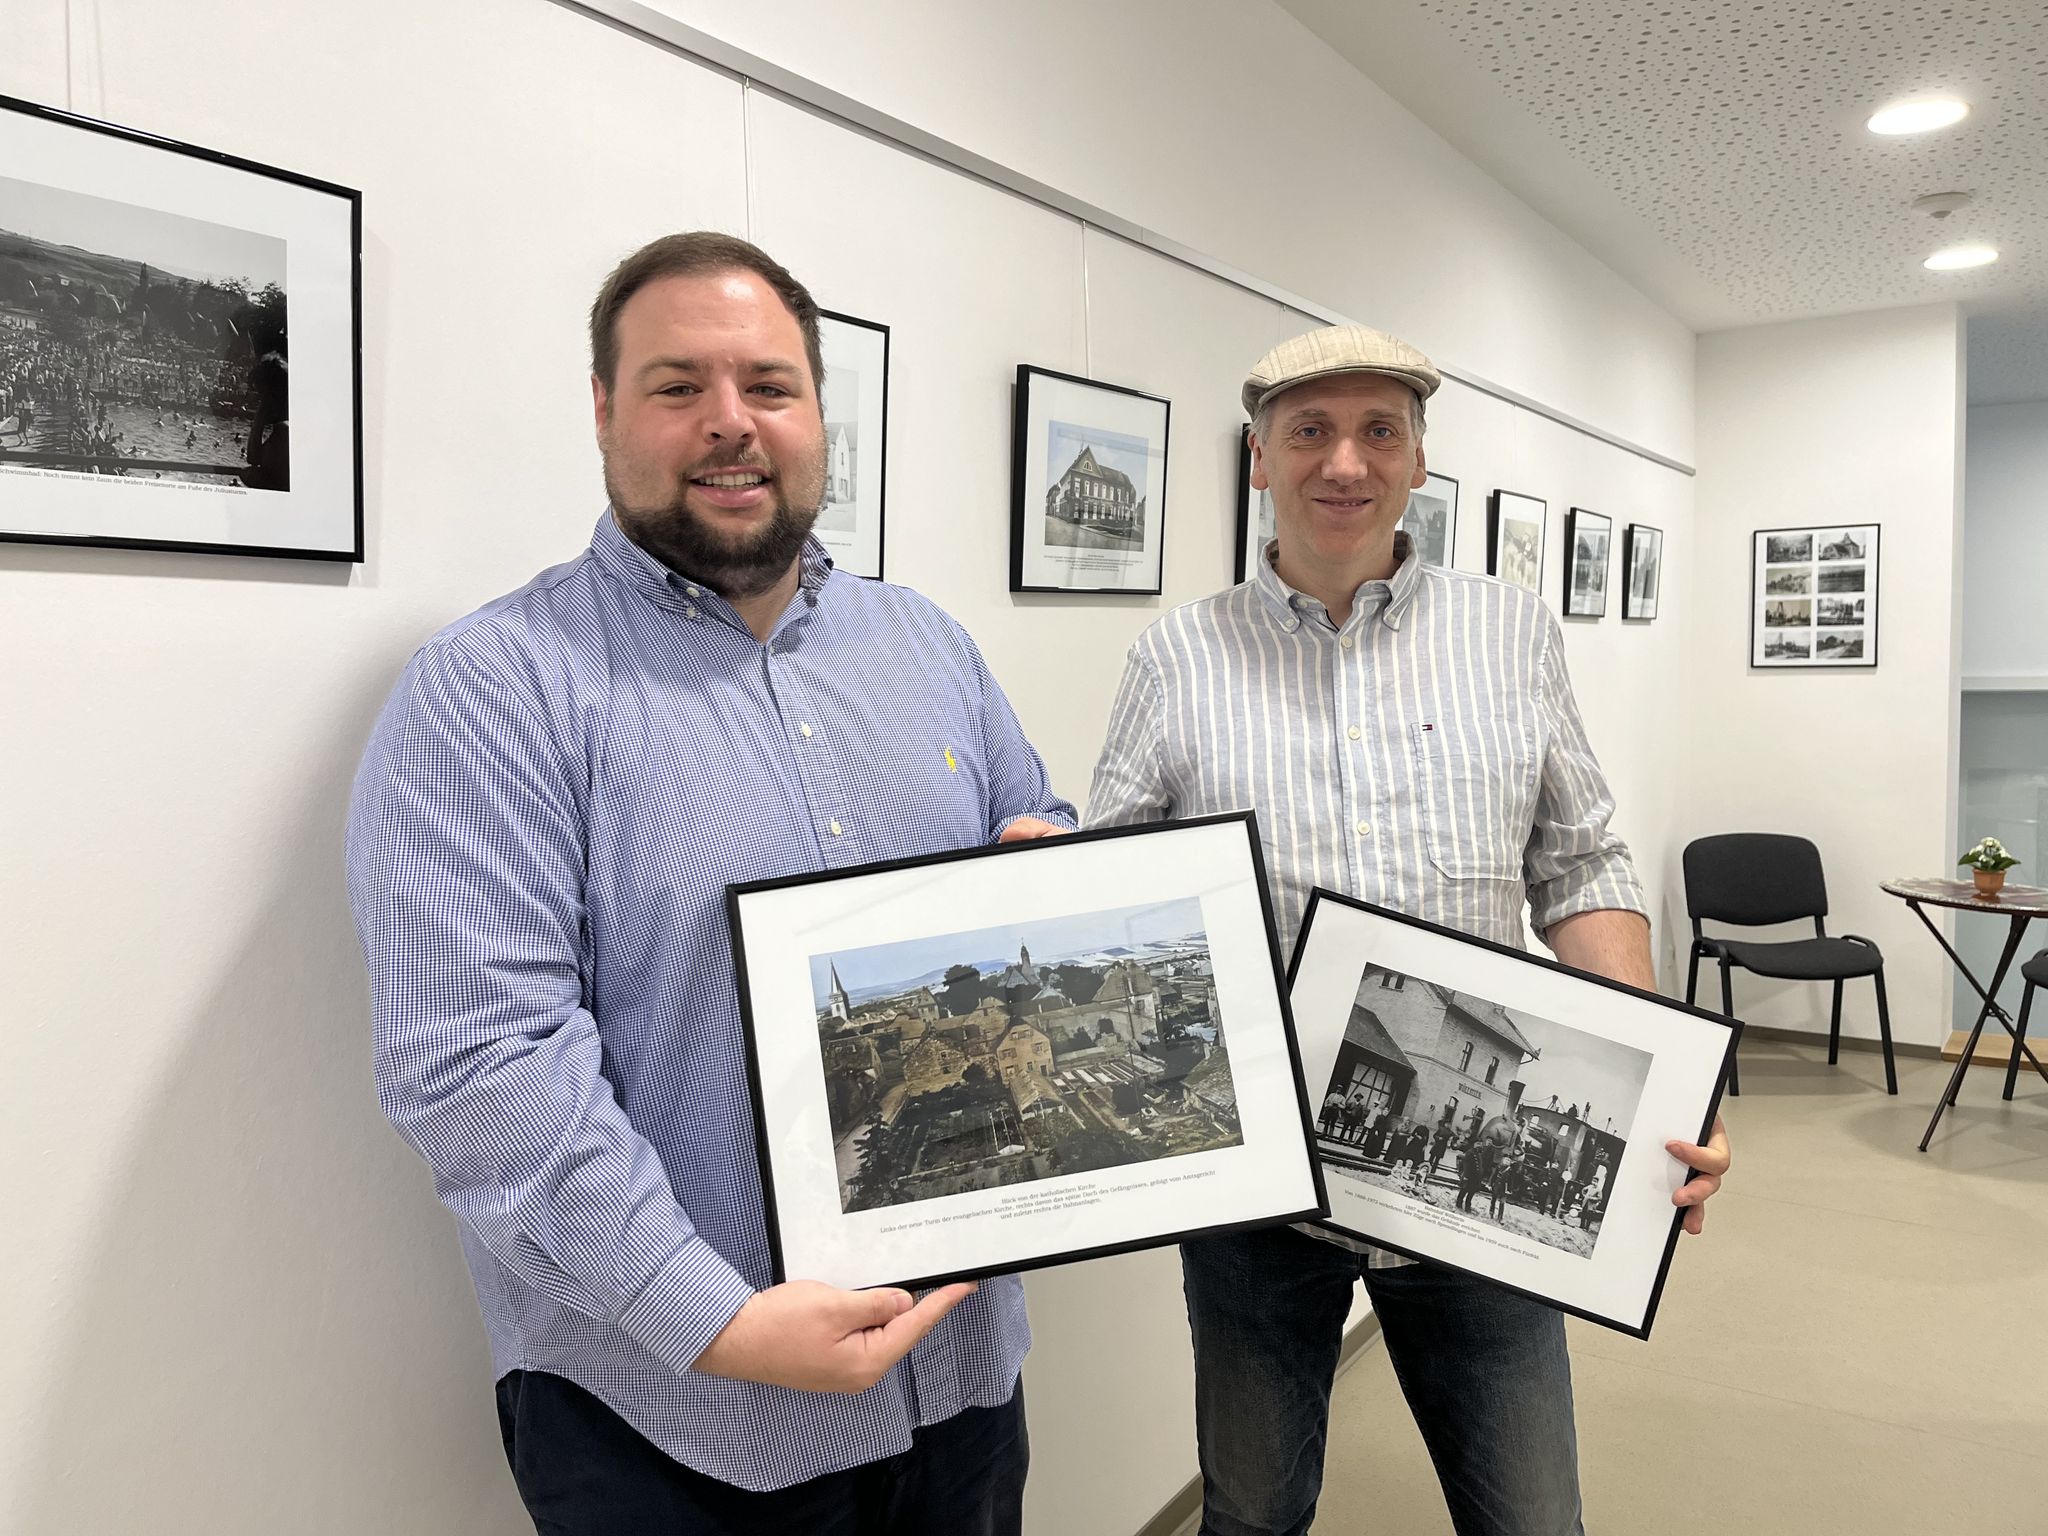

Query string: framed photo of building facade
0 93 361 561
1011 364 1169 594
1488 489 1546 595
1751 524 1880 668
1233 430 1274 583
1563 507 1611 618
729 813 1327 1292
1289 890 1737 1337
814 309 888 580
1400 470 1459 567
1622 523 1663 620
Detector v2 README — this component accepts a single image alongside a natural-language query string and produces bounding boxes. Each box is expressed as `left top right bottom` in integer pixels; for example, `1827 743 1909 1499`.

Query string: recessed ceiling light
1924 244 1999 271
1868 98 1970 135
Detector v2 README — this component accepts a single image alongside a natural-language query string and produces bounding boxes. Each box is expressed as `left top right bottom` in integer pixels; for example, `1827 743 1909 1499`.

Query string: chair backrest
1683 833 1829 927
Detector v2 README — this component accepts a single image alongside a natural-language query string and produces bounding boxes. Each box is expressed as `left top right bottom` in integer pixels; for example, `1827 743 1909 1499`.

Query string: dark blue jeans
1182 1226 1582 1536
495 1370 1026 1536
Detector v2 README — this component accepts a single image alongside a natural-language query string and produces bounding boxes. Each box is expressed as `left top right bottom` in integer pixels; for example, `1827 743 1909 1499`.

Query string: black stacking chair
2009 951 2048 1102
1683 834 1897 1097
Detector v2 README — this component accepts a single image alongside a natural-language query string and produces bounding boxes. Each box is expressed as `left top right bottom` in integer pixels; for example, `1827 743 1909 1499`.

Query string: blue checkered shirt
346 512 1075 1492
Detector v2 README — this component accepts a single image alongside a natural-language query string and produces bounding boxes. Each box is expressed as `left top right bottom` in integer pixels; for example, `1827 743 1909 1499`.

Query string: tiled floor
1309 1038 2048 1535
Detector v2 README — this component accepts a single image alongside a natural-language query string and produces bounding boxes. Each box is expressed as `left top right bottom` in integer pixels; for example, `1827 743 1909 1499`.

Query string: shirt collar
589 509 837 618
1253 530 1423 634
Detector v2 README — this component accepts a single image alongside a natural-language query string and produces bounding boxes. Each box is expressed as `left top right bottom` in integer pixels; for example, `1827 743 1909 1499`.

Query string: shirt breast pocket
1411 720 1533 881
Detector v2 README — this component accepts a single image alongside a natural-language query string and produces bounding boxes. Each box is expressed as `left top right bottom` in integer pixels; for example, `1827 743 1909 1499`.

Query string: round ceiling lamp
1923 244 1999 271
1867 98 1970 135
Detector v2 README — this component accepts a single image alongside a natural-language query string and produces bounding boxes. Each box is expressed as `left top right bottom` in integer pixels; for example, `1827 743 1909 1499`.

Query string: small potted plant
1958 836 2021 897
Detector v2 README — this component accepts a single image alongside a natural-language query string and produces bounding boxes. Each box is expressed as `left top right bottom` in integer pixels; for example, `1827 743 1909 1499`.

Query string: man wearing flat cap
1088 324 1731 1536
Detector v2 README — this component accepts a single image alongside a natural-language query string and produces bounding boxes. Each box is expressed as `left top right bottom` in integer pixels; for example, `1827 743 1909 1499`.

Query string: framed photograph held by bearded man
0 93 360 561
1011 363 1169 594
728 813 1327 1291
1289 890 1737 1337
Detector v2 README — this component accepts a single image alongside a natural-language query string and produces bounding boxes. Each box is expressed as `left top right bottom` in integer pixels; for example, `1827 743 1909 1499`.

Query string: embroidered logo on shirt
944 747 959 772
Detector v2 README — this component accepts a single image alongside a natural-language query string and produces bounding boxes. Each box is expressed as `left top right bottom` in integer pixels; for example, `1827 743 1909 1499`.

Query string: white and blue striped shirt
346 512 1075 1491
1086 535 1645 1262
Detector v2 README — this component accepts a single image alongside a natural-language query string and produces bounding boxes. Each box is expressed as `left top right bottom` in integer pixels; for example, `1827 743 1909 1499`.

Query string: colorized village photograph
1317 963 1652 1258
812 896 1241 1214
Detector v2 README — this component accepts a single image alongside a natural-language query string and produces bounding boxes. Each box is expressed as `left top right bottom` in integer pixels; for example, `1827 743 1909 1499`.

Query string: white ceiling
1280 0 2048 401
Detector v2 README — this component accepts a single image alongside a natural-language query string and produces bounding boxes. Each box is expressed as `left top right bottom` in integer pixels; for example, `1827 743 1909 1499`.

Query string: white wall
1961 400 2048 684
0 4 1697 1534
1686 306 1966 1047
635 0 1697 467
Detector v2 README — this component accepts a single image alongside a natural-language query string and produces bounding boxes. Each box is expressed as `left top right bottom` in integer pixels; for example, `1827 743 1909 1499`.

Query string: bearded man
347 232 1072 1535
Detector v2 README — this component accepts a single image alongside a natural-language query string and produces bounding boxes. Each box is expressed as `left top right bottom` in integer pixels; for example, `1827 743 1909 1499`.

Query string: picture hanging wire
740 77 757 243
64 0 106 118
1081 221 1094 380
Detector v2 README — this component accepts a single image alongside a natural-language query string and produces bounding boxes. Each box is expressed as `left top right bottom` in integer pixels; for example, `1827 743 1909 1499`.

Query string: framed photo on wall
1233 430 1274 583
814 309 889 580
1622 523 1663 620
728 813 1327 1292
1751 523 1880 668
1488 489 1547 595
1012 364 1169 594
1562 507 1611 618
1399 470 1459 568
1289 890 1737 1338
0 93 362 561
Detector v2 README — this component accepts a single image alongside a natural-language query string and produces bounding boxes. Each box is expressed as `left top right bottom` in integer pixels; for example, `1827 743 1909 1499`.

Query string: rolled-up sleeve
345 638 754 1375
1085 644 1174 828
1524 620 1648 936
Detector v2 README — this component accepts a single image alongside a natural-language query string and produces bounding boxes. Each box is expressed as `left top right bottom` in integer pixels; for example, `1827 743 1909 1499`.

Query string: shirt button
1347 726 1362 741
685 585 700 597
800 723 814 738
685 605 699 619
1355 820 1372 838
828 819 843 837
1340 635 1356 650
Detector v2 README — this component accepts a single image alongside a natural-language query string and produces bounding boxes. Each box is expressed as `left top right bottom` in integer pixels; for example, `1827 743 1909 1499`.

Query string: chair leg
1828 980 1843 1065
2005 981 2036 1104
1720 959 1740 1097
1686 946 1701 1008
1873 967 1898 1096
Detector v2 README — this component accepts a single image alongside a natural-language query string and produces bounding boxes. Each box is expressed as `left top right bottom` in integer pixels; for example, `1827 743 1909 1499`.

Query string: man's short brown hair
588 231 824 401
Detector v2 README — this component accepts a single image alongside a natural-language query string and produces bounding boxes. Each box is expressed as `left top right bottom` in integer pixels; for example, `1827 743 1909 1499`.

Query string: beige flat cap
1242 324 1441 420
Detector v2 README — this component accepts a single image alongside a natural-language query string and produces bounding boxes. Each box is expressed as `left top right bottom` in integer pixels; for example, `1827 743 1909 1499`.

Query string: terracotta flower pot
1973 867 2007 898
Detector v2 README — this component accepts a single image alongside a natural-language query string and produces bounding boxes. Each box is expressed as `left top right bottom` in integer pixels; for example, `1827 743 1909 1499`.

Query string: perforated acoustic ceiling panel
1409 0 2048 323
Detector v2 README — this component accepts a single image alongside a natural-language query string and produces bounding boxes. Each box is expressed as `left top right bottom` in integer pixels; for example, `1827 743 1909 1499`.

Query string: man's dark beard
608 470 821 602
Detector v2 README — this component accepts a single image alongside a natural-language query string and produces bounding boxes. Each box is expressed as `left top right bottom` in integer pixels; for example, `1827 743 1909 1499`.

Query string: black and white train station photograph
1317 963 1653 1258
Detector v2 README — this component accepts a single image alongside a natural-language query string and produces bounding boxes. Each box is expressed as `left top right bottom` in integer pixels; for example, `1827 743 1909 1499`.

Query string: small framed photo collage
1750 524 1879 668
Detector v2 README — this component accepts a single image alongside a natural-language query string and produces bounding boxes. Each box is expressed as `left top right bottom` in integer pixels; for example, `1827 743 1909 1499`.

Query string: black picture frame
0 92 363 562
815 308 888 580
1232 428 1272 583
1562 507 1612 618
1750 523 1880 669
1288 888 1738 1338
727 812 1327 1292
1011 363 1170 595
1487 488 1547 596
1622 523 1663 621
